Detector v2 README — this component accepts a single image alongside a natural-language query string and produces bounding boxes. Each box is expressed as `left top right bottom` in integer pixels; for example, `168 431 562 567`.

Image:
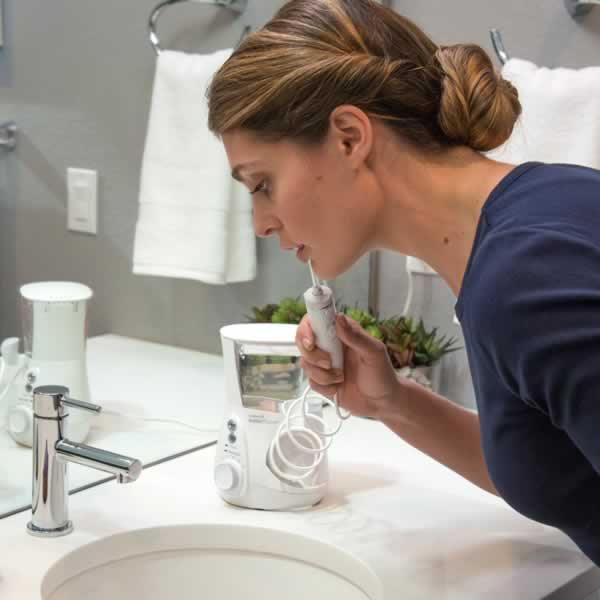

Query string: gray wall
0 0 598 409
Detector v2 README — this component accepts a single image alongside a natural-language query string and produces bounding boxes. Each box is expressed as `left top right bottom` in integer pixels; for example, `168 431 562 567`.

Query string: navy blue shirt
455 161 600 564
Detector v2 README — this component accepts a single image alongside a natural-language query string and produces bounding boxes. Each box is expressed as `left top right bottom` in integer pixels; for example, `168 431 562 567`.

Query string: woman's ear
329 105 373 172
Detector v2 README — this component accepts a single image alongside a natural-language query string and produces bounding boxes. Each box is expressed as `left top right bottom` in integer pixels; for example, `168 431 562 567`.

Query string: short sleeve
474 226 600 476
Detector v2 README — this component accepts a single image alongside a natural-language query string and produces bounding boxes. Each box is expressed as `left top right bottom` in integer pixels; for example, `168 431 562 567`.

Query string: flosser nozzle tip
308 259 322 291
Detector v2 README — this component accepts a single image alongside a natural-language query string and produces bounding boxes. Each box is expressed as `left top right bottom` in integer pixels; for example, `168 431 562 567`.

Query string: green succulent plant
377 315 460 368
410 317 459 367
344 307 376 328
271 297 307 324
245 303 280 323
246 298 461 368
246 297 307 325
338 303 384 341
377 316 417 369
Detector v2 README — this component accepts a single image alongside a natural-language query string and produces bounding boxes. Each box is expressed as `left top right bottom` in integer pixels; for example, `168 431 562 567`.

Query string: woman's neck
373 144 516 296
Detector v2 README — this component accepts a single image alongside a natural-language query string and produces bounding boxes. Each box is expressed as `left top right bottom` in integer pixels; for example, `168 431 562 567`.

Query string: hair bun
435 44 521 152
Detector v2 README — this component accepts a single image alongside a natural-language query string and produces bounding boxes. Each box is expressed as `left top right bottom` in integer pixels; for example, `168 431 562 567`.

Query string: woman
207 0 600 564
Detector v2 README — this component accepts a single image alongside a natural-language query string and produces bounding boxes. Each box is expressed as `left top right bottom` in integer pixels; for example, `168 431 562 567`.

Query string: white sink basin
41 524 383 600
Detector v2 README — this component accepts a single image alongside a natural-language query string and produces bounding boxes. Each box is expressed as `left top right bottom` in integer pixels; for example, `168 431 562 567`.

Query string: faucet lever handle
63 396 102 414
33 385 102 418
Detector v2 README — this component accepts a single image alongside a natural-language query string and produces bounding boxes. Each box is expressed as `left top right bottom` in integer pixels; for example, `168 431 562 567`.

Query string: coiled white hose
267 382 351 489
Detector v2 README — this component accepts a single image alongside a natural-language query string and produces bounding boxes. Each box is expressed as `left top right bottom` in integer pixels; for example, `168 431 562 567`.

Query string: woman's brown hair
207 0 521 153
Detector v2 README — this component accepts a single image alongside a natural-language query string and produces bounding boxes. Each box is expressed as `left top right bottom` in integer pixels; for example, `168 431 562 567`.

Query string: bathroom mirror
0 332 229 519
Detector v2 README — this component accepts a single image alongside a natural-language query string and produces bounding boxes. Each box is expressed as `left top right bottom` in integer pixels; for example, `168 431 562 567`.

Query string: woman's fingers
300 358 343 386
335 314 387 365
296 315 333 368
306 379 339 400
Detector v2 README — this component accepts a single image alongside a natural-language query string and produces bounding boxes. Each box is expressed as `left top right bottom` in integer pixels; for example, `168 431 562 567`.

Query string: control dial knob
214 459 242 493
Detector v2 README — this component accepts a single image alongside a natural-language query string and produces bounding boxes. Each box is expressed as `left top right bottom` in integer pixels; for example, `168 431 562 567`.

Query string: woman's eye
250 180 269 196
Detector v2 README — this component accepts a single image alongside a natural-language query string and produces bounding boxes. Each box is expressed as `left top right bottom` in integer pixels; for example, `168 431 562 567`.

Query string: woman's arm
375 376 499 496
297 312 497 495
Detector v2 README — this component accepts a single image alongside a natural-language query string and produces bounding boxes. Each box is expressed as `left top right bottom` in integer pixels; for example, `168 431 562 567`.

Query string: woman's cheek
286 197 317 238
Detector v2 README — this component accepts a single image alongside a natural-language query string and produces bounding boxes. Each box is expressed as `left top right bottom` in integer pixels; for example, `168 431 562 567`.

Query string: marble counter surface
2 393 599 599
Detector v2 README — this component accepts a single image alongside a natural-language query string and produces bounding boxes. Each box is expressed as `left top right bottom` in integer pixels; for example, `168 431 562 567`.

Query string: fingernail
318 360 331 369
303 338 312 350
337 314 347 328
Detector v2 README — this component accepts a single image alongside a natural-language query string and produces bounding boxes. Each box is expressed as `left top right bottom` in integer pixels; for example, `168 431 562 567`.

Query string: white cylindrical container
7 282 95 446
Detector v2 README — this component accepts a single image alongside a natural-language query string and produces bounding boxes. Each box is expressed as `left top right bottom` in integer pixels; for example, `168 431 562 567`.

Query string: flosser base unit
215 323 328 511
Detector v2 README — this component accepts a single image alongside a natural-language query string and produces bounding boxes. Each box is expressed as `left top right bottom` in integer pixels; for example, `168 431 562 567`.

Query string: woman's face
222 115 380 280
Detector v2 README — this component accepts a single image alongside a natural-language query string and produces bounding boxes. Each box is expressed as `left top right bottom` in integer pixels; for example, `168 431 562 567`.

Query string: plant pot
394 363 441 393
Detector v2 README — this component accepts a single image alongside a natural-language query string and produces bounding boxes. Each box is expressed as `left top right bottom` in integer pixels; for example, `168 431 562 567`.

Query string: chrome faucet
27 385 143 538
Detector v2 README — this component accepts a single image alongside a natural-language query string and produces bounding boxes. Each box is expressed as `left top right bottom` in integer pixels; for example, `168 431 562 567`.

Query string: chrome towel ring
149 0 251 55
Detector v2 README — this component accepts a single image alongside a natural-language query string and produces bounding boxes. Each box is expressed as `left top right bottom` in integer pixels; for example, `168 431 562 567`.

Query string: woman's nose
252 208 280 239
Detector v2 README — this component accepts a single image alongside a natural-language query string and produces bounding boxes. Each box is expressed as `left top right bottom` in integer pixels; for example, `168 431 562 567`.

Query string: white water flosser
267 260 351 489
303 260 350 422
303 261 344 371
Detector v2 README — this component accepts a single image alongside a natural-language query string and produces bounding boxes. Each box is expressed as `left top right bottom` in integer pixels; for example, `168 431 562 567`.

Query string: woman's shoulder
528 161 600 201
484 160 600 225
463 228 600 368
465 196 600 328
540 161 600 180
457 160 600 326
478 161 600 268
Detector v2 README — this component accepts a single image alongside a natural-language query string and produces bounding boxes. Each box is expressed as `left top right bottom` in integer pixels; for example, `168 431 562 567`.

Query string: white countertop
1 335 598 599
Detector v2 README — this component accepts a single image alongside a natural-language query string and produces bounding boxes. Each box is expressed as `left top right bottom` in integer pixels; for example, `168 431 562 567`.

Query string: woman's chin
310 259 341 281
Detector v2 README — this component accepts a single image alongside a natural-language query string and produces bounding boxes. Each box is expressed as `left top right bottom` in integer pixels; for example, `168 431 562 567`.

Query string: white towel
133 49 256 284
486 58 600 168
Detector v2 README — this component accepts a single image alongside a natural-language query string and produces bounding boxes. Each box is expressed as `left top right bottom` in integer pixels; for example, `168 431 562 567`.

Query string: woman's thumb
297 315 314 351
336 314 383 357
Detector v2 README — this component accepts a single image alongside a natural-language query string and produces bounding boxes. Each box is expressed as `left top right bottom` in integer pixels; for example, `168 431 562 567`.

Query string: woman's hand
295 313 400 419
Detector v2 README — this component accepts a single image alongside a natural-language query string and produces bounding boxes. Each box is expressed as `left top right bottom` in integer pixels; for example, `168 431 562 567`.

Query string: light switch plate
67 168 97 234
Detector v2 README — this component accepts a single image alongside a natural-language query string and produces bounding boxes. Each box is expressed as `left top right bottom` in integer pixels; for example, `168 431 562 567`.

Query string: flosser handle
303 285 344 370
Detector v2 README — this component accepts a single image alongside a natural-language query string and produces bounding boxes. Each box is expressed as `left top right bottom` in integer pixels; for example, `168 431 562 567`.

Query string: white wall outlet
406 255 438 276
67 168 97 234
